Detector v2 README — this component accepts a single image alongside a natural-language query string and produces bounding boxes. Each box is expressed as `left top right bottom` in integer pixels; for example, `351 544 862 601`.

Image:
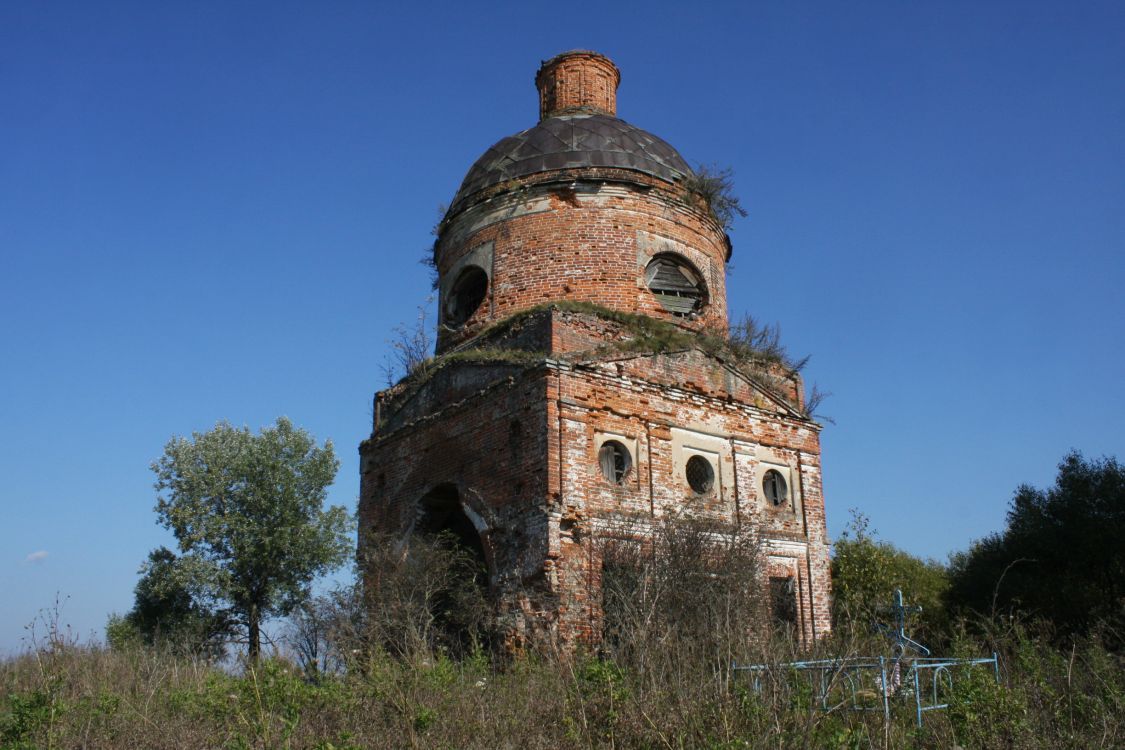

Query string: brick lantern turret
536 50 620 119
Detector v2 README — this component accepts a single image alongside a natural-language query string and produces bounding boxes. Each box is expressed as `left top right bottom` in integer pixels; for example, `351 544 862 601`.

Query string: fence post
879 656 890 725
913 664 923 727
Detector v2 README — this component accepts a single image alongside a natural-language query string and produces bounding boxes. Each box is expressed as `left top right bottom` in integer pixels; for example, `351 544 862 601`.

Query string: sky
1 1 1122 654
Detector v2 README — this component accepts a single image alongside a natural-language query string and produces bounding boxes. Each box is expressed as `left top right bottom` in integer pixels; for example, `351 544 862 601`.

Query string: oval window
763 469 788 507
645 254 707 318
444 266 488 327
598 440 632 485
685 455 715 494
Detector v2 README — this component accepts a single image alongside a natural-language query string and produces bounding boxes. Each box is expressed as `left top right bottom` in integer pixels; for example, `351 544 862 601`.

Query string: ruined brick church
359 51 831 646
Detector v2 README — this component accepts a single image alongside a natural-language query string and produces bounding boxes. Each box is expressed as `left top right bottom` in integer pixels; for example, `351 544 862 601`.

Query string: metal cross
877 589 930 657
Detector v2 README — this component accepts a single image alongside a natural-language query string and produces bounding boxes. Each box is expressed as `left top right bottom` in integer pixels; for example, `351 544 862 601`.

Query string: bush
598 515 766 679
831 511 951 645
357 530 491 662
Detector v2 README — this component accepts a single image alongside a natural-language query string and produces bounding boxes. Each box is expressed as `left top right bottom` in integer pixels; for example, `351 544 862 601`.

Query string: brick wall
545 356 831 644
360 337 832 648
436 173 730 353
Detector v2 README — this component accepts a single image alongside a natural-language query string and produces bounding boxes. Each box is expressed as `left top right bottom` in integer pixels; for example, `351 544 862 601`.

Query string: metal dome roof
451 113 691 208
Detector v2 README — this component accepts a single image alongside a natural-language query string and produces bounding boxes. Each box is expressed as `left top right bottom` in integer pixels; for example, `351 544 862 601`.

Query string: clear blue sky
2 1 1122 653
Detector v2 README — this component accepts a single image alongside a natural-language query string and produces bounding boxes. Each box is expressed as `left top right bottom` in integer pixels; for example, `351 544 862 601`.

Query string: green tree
109 546 233 655
831 511 950 643
948 451 1124 645
151 417 351 661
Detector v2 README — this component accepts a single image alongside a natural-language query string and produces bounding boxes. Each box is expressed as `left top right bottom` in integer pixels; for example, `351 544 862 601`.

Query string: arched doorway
412 484 492 655
416 484 488 564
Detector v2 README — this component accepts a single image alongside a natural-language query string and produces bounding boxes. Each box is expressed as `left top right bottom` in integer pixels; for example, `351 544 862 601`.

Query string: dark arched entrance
416 484 488 565
412 484 492 654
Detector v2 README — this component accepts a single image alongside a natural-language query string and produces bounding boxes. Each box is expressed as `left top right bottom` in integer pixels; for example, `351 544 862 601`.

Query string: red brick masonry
359 51 831 649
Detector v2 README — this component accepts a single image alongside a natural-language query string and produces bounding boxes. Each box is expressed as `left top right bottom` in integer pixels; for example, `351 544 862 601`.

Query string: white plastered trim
756 447 802 515
669 426 732 500
764 538 809 556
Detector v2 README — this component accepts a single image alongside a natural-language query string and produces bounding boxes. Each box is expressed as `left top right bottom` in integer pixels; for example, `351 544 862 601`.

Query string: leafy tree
947 452 1124 645
151 417 351 660
108 547 233 655
831 511 950 643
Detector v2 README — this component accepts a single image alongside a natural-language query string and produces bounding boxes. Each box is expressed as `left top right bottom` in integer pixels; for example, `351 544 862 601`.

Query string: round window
763 469 788 507
444 266 488 327
598 440 632 485
685 455 715 494
645 254 707 318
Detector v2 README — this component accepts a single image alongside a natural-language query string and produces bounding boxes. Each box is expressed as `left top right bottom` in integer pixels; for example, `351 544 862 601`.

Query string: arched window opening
645 254 707 317
763 469 788 507
598 440 632 485
444 266 488 327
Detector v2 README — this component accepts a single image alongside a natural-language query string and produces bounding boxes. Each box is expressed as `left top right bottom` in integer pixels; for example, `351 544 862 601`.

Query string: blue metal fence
732 590 1000 726
731 652 999 726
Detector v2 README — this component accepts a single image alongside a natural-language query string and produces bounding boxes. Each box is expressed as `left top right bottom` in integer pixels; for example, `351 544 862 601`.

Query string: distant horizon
3 0 1122 653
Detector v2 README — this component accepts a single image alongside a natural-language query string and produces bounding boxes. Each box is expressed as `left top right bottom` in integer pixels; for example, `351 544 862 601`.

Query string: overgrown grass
2 623 1120 749
7 535 1122 749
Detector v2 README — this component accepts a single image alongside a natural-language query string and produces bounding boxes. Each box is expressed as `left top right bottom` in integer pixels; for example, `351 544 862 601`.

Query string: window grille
685 454 715 494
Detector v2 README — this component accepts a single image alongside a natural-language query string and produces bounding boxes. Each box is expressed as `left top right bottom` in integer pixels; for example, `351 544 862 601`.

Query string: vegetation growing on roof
382 302 435 387
377 346 545 419
486 302 801 395
681 164 748 233
379 301 826 421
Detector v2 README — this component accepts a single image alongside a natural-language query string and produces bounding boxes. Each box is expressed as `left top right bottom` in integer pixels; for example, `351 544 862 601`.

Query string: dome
451 113 692 210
